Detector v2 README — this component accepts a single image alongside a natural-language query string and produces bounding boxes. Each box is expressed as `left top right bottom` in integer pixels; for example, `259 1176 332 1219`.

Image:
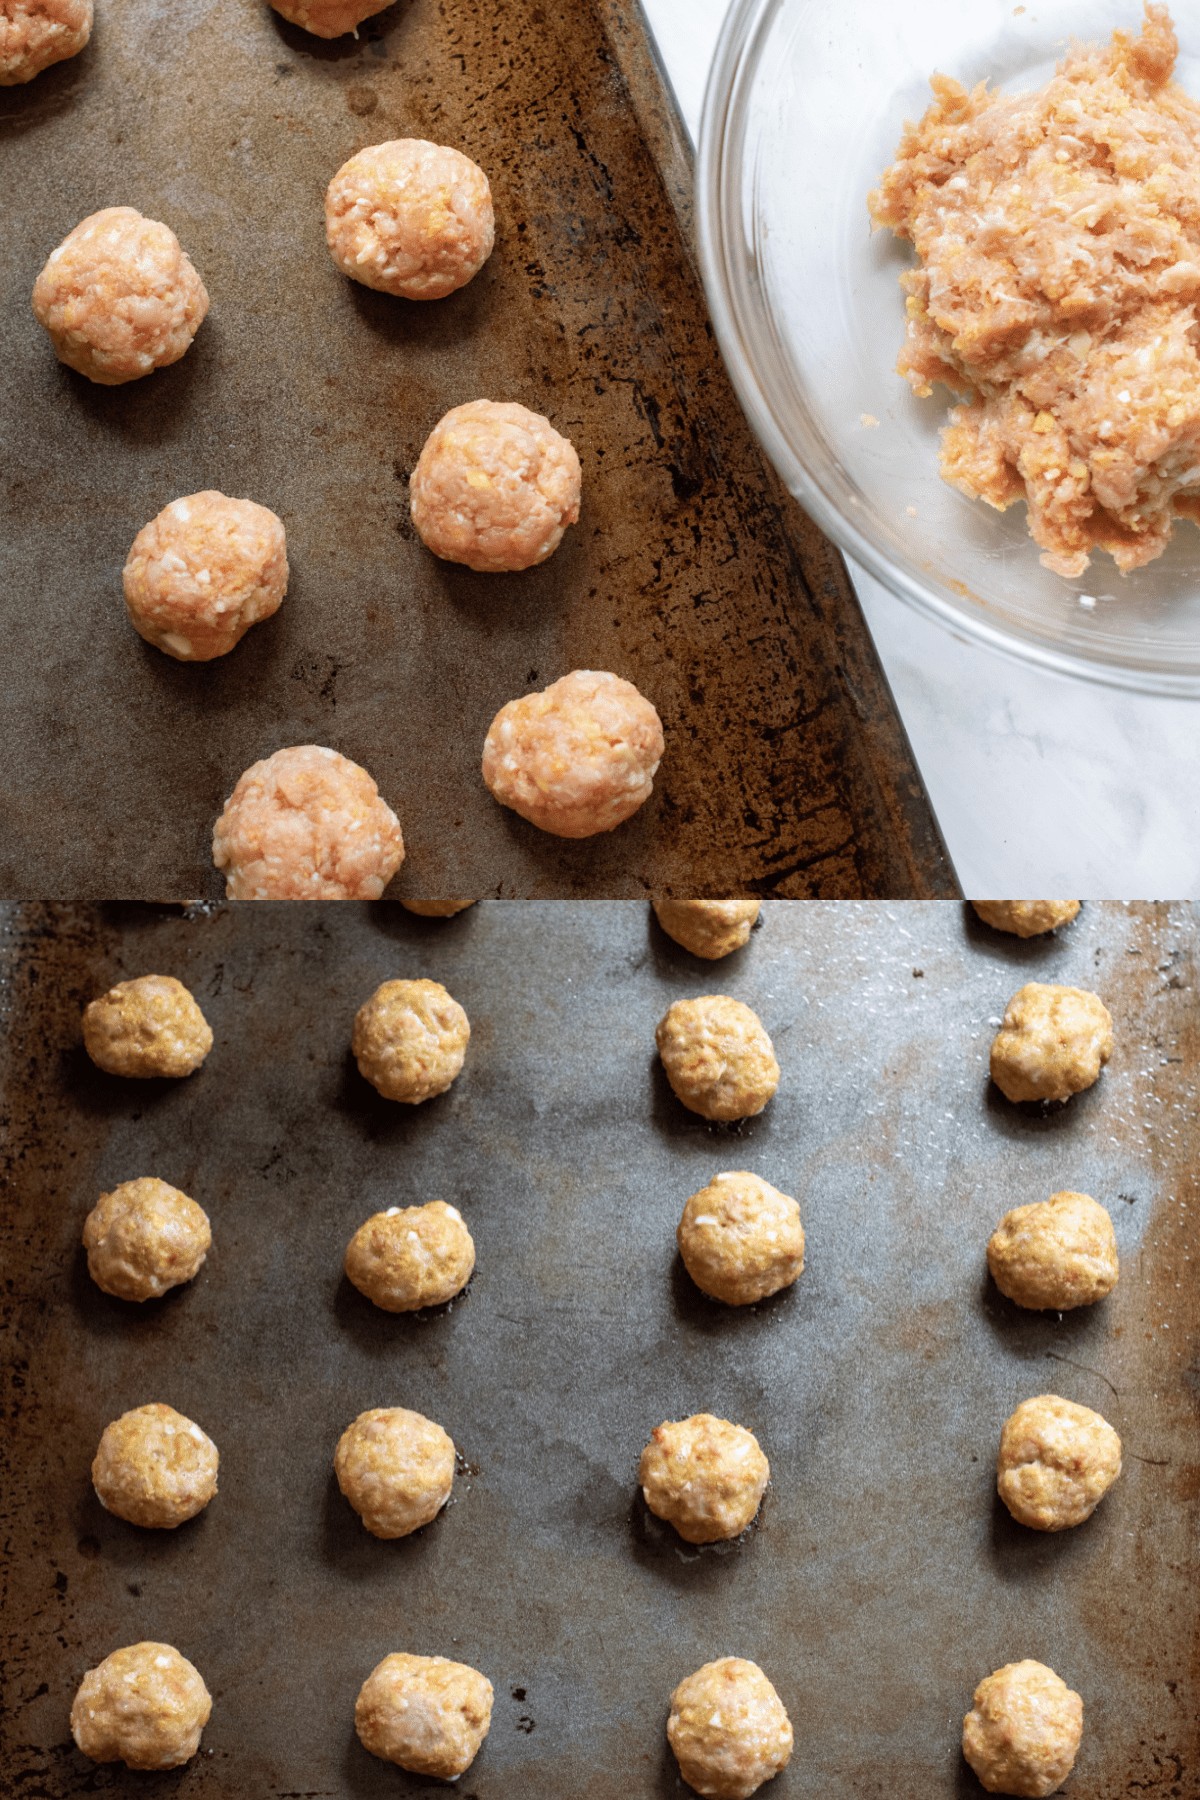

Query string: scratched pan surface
0 0 953 900
0 900 1195 1798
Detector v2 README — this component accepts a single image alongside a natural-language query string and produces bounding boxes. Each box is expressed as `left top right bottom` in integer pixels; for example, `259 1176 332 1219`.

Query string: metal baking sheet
0 0 954 900
0 899 1195 1798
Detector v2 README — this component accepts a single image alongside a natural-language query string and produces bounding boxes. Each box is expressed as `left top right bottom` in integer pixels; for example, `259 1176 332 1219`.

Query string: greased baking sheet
0 900 1195 1797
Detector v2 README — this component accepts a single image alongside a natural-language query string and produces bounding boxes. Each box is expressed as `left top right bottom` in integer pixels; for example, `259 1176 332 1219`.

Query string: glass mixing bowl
697 0 1200 693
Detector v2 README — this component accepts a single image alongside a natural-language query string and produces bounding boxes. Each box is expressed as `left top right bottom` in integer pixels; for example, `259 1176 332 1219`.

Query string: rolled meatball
356 1652 493 1779
972 902 1081 938
483 669 664 838
352 978 470 1103
83 1178 211 1302
92 1404 219 1529
657 995 779 1122
997 1394 1122 1532
962 1660 1083 1797
989 984 1113 1104
70 1642 211 1770
326 139 494 300
334 1406 455 1538
123 491 287 661
668 1658 793 1800
987 1191 1118 1312
0 0 91 84
640 1414 769 1544
32 207 208 385
678 1172 804 1306
82 976 212 1079
268 0 392 33
345 1201 475 1311
654 900 761 960
410 399 581 572
213 745 404 900
401 899 477 917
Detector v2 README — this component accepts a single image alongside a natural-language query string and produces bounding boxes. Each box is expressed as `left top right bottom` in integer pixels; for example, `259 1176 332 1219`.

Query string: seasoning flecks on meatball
92 1404 219 1530
355 1652 493 1779
657 995 780 1122
640 1414 769 1544
334 1406 456 1539
971 902 1081 938
83 1178 211 1302
0 0 92 85
996 1394 1122 1532
326 139 494 300
213 745 405 900
653 900 761 960
410 400 581 572
962 1660 1083 1798
123 491 288 661
345 1201 475 1311
678 1172 804 1306
987 1191 1119 1311
82 976 213 1079
668 1658 793 1800
989 983 1113 1104
71 1642 212 1770
352 978 470 1103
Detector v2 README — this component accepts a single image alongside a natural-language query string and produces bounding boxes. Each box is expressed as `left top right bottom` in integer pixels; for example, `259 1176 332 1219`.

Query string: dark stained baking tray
0 899 1195 1796
0 0 954 899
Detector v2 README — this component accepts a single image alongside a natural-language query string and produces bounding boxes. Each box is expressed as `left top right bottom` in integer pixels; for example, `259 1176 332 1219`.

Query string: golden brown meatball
326 140 494 300
345 1202 475 1311
82 1178 211 1302
668 1658 793 1800
400 900 477 917
267 0 392 34
639 1414 769 1544
677 1172 804 1306
989 984 1113 1104
1 0 92 85
996 1395 1122 1532
653 900 761 960
987 1191 1118 1311
355 1653 493 1778
92 1405 218 1529
352 978 470 1103
971 902 1081 938
334 1407 455 1539
962 1660 1083 1797
70 1642 211 1770
82 976 212 1079
657 996 779 1122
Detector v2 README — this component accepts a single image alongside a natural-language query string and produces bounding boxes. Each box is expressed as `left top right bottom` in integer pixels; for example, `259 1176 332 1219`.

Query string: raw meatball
123 491 287 662
268 0 392 34
987 1191 1119 1311
657 995 779 1122
0 0 91 84
356 1653 493 1779
213 745 404 900
352 978 470 1103
989 984 1113 1104
972 902 1081 938
483 669 664 838
654 900 761 960
640 1414 769 1544
83 1178 211 1302
962 1660 1083 1797
82 976 212 1079
410 399 581 572
334 1406 455 1539
345 1201 475 1311
326 139 494 300
668 1658 793 1800
70 1642 211 1770
401 899 476 917
92 1404 219 1529
32 207 208 386
997 1394 1122 1532
678 1172 804 1306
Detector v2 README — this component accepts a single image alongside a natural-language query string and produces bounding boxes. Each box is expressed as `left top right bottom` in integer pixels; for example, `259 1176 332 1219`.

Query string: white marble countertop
642 0 1200 897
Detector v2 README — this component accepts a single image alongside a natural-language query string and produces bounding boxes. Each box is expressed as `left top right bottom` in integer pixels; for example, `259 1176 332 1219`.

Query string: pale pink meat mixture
410 399 582 572
482 669 664 837
123 491 288 661
267 0 392 36
326 139 494 300
32 206 209 386
212 745 405 900
0 0 91 83
870 6 1200 576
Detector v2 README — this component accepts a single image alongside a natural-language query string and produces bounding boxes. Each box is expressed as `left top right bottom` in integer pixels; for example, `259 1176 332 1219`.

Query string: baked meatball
997 1394 1122 1532
678 1172 804 1306
0 0 91 84
352 978 469 1103
83 1178 211 1302
70 1642 211 1770
410 400 581 572
962 1660 1083 1797
668 1658 793 1800
483 669 664 838
334 1407 455 1539
987 1191 1118 1312
972 902 1081 939
356 1653 493 1778
267 0 391 34
213 745 404 900
123 491 287 662
92 1404 219 1530
654 900 761 960
640 1414 769 1544
345 1201 475 1311
326 140 494 300
82 976 212 1079
989 984 1113 1104
657 996 779 1122
32 207 208 385
401 900 477 917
